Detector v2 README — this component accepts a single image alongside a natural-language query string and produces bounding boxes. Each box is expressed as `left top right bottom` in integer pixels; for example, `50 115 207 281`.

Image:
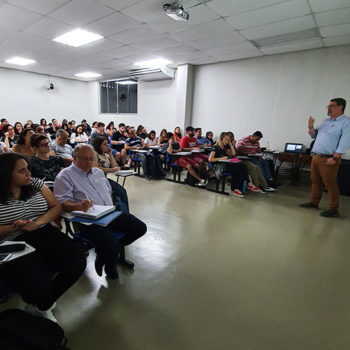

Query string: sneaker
320 209 339 217
265 186 277 192
299 202 319 209
259 188 267 194
232 189 244 198
246 183 260 192
197 179 207 187
25 304 57 323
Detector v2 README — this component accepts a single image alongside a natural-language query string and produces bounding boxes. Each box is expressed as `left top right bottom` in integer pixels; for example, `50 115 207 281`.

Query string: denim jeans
248 158 272 181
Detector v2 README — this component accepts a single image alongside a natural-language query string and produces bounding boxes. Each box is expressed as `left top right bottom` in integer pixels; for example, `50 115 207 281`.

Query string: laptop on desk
284 143 303 153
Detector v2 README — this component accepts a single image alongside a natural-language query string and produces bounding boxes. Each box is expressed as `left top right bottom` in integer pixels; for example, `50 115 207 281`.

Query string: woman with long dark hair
12 128 35 156
14 122 23 136
0 153 86 322
106 121 115 137
174 127 182 142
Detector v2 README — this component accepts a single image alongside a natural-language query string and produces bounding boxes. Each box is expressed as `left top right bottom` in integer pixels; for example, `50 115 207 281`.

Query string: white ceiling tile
147 16 195 34
207 0 285 17
121 0 165 23
84 12 141 37
104 45 144 59
110 24 163 44
260 38 323 54
323 34 350 46
226 0 310 30
172 51 208 63
186 56 219 65
315 8 350 27
97 0 142 11
49 0 115 26
188 32 246 50
130 36 180 51
0 3 43 30
171 19 235 43
185 4 220 26
119 53 158 65
216 50 264 61
152 45 198 58
76 38 124 53
320 23 350 37
7 0 70 15
202 41 258 56
25 17 75 40
240 15 316 40
309 0 350 13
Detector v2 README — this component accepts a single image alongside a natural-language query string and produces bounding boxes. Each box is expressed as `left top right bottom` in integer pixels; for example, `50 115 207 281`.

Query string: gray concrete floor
2 176 350 350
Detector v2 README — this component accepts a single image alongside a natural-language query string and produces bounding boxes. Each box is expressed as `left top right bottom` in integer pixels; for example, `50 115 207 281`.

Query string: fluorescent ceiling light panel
53 28 103 47
134 58 173 69
75 72 102 78
5 56 36 66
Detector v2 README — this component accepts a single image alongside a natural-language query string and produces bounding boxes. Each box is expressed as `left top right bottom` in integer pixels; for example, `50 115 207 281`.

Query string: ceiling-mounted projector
163 2 189 21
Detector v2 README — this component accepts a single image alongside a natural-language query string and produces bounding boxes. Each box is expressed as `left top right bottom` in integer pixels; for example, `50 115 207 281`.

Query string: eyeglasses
7 128 13 131
77 156 94 162
39 142 50 147
327 104 337 108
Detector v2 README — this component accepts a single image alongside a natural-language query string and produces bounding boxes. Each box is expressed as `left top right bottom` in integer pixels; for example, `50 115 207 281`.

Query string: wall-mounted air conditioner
129 66 176 82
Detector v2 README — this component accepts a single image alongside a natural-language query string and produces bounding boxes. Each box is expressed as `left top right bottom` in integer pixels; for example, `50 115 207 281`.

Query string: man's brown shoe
299 202 319 209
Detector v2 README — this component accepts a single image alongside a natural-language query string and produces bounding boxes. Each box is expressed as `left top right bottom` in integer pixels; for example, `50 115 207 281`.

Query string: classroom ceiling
0 0 350 81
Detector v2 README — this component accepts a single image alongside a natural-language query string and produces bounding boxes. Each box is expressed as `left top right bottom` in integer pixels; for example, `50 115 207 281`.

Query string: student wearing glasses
29 134 67 181
0 124 17 148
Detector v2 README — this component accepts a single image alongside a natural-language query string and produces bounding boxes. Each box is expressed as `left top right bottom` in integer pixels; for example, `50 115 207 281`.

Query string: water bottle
242 180 247 194
266 141 270 151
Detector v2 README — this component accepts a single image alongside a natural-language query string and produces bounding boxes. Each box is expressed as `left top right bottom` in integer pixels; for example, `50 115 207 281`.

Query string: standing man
300 98 350 217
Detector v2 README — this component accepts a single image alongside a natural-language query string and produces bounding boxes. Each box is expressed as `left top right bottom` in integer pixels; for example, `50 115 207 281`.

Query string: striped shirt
0 178 47 243
237 136 261 155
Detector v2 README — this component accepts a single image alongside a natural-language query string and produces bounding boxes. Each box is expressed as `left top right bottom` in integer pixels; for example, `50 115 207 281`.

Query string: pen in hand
84 194 94 209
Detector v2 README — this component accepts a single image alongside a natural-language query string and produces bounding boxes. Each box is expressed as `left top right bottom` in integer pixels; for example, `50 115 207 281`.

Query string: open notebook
72 205 115 220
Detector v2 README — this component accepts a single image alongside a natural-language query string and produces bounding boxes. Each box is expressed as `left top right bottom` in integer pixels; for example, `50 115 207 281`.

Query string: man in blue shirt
195 128 211 148
300 98 350 217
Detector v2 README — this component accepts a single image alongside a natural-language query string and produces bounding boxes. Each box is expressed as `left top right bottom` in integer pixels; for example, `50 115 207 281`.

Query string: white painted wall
0 67 95 124
192 45 350 157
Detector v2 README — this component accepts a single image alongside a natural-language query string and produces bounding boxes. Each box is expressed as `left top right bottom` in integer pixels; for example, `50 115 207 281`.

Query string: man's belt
313 153 332 158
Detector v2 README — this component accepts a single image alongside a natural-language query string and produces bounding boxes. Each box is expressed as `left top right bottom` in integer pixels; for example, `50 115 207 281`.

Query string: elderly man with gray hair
50 129 74 162
54 144 147 279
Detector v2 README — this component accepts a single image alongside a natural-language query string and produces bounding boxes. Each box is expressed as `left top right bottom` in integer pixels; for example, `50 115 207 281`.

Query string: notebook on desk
284 143 303 153
72 205 115 220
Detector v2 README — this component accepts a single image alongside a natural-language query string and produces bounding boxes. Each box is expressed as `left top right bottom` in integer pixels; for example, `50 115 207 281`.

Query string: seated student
125 128 164 180
206 131 216 146
50 129 74 162
54 144 146 279
180 126 209 163
111 123 130 167
158 129 169 145
226 131 272 192
173 127 182 142
89 122 108 145
1 124 17 148
0 118 9 138
14 122 23 137
46 119 60 139
237 131 277 189
136 125 147 139
92 136 129 212
209 132 260 198
29 134 67 181
12 128 35 157
144 130 158 146
0 153 86 322
106 121 115 138
81 119 92 135
70 124 89 145
194 128 211 148
167 132 207 187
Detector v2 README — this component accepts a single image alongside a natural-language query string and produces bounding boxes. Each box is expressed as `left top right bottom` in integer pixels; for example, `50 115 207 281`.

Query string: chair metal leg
118 246 134 269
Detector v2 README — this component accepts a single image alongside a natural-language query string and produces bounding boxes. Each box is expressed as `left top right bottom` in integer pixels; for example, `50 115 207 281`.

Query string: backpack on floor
147 154 164 179
0 309 70 350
